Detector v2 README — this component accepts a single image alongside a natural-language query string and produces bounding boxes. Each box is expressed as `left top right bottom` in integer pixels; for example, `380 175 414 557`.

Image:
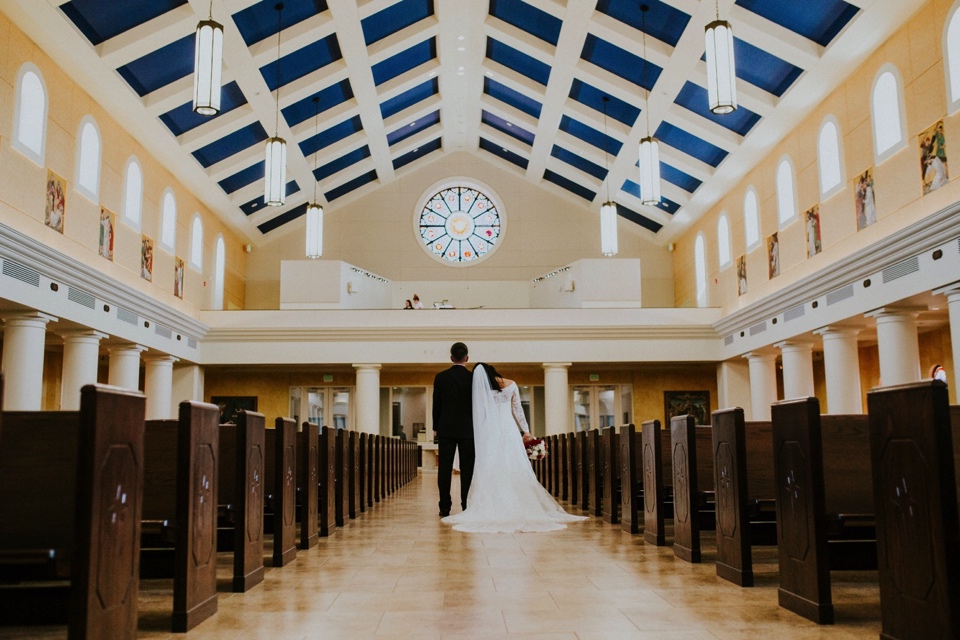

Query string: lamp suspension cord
641 4 649 136
313 98 320 202
275 4 283 135
603 96 610 201
208 0 213 20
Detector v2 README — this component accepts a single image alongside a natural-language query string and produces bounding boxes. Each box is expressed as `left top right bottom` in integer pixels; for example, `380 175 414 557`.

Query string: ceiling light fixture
192 0 223 116
638 4 661 208
305 96 323 258
705 0 738 114
600 96 618 256
264 3 287 207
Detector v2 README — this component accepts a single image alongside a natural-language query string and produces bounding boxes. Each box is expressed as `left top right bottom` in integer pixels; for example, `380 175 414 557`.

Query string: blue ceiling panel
559 115 621 155
240 181 301 215
655 121 728 168
568 79 640 127
660 162 702 193
192 122 268 168
730 37 804 97
387 110 440 146
486 38 551 86
621 179 680 215
61 0 187 46
257 202 309 234
483 77 542 119
219 161 264 194
393 137 442 170
260 33 341 91
544 169 595 201
594 0 690 47
674 82 760 136
362 0 434 46
160 81 247 137
479 138 529 170
116 33 193 97
282 79 354 128
233 0 329 46
315 146 371 181
551 145 607 181
380 78 439 120
489 0 562 46
299 115 363 156
615 202 663 233
325 170 378 201
735 0 858 47
581 34 661 91
372 37 436 86
481 110 534 146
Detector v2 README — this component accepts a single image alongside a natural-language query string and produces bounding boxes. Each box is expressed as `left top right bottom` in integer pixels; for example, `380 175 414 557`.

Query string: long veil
470 364 498 470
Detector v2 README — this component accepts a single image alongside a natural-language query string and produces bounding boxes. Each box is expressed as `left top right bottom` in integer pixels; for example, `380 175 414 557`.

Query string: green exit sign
323 374 333 382
589 374 599 381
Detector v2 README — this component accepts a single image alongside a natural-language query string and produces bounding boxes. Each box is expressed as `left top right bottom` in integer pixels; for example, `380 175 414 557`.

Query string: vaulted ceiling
5 0 925 245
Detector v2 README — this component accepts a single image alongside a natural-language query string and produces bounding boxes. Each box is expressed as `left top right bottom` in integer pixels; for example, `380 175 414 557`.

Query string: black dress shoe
439 511 450 517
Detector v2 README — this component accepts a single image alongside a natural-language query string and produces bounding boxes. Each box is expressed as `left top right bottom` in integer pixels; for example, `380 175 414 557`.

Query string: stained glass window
418 186 501 264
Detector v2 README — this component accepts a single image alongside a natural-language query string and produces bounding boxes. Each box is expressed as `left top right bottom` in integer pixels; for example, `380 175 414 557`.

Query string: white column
543 363 571 434
717 359 752 419
1 312 57 410
814 326 863 414
144 355 179 420
743 352 778 421
60 330 108 410
775 341 814 400
353 364 381 434
934 284 960 393
866 308 921 386
108 344 147 391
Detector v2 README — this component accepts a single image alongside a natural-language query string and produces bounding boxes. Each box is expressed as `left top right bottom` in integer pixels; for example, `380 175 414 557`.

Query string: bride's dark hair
474 362 503 392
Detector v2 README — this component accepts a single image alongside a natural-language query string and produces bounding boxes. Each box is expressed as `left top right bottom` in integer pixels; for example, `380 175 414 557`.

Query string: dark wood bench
297 421 318 549
867 381 960 640
601 426 620 524
564 432 577 505
358 433 367 513
264 418 297 567
335 429 346 526
548 435 558 496
641 419 670 546
365 433 375 509
316 425 336 537
670 415 716 563
558 434 569 502
619 424 641 534
584 429 601 516
0 384 145 639
771 397 875 624
348 431 360 519
574 431 587 511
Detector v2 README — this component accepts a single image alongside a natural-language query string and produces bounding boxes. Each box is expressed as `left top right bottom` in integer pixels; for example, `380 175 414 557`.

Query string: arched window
123 157 143 227
190 215 204 270
871 65 907 163
212 235 226 310
75 117 101 201
160 189 176 252
13 63 48 165
717 214 731 269
776 157 797 227
744 187 760 251
944 3 960 113
694 234 707 308
818 116 844 198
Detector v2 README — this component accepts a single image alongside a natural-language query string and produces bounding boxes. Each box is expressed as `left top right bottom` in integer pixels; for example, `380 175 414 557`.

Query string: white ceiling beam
272 60 351 107
573 59 648 108
289 100 361 140
96 4 196 69
658 145 715 182
617 191 674 226
307 130 369 167
588 10 673 69
436 0 486 154
544 157 602 191
688 62 776 116
250 12 337 64
552 130 609 169
356 0 400 20
478 60 548 103
666 105 741 152
179 104 259 152
367 19 440 65
478 124 531 159
562 97 632 139
375 61 440 102
483 15 556 66
478 97 539 133
390 124 443 157
207 144 262 183
246 193 310 227
383 94 443 132
729 4 823 71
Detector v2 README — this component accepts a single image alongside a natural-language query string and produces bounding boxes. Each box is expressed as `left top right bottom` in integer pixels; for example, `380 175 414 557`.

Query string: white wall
279 260 391 309
530 259 642 308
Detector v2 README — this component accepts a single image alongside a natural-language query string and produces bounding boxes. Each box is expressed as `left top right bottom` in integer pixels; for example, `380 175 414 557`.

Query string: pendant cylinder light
600 201 618 256
264 136 287 206
705 18 738 115
193 18 223 116
639 136 661 206
305 203 323 258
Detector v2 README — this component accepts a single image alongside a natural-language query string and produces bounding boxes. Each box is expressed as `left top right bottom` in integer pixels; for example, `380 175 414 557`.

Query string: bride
442 363 587 533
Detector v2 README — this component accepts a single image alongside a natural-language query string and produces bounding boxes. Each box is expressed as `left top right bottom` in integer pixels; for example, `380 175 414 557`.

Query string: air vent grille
723 334 734 346
117 307 138 325
784 304 805 322
826 284 855 306
187 337 198 349
882 256 919 284
749 321 766 336
67 287 95 309
2 260 40 287
154 324 172 339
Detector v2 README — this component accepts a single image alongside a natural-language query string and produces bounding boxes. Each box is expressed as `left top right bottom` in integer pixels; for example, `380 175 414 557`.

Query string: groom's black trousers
437 436 476 513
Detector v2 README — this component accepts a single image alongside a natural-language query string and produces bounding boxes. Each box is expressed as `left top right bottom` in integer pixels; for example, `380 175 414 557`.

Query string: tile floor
0 473 881 639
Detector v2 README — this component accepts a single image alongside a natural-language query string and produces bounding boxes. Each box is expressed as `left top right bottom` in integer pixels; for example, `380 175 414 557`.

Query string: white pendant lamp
705 0 738 115
639 4 661 207
265 3 286 207
600 96 618 256
305 97 323 258
193 1 223 116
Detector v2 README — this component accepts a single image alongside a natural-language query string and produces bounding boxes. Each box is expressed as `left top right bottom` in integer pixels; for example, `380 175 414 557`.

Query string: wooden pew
317 425 336 537
0 384 145 639
771 398 875 624
641 419 667 546
334 429 346 527
601 426 620 524
548 435 558 496
365 433 374 508
218 411 266 592
378 434 386 500
358 432 367 513
372 434 381 504
348 431 359 519
558 434 569 501
564 432 577 505
585 429 602 517
297 421 318 549
139 402 220 632
264 418 297 567
620 424 641 534
575 431 586 511
867 381 960 640
671 415 716 563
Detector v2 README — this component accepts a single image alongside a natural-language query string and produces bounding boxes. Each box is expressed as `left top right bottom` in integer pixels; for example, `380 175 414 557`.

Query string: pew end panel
712 408 754 587
619 424 640 534
642 420 666 546
270 418 298 568
298 423 319 550
317 425 336 536
230 411 266 592
671 415 702 563
601 427 620 524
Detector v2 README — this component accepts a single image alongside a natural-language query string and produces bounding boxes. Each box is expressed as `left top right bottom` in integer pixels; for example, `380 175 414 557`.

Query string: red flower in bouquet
525 437 547 461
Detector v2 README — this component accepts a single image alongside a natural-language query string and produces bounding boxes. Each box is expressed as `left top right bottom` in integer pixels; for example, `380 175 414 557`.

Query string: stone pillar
866 308 921 386
1 312 57 410
717 359 752 419
543 363 572 434
108 344 147 391
353 364 381 434
171 363 204 415
814 326 863 414
60 329 108 410
743 352 778 421
775 341 814 400
144 355 179 420
424 386 434 438
934 283 960 393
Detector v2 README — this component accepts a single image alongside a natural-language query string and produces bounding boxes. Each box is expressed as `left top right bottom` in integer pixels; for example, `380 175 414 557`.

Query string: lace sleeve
511 387 530 434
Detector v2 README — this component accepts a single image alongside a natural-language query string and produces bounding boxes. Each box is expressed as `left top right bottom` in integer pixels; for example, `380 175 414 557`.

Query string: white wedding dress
442 365 587 533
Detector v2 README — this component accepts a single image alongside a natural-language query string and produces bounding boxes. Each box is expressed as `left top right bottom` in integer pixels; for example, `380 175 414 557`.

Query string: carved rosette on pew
642 419 666 546
298 422 319 549
619 424 640 534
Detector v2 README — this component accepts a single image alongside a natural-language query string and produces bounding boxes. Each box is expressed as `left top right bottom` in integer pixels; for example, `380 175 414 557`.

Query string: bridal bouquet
525 437 547 461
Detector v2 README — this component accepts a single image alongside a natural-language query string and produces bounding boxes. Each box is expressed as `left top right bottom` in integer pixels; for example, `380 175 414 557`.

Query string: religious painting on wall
736 255 747 296
174 257 184 299
664 391 710 428
919 119 948 195
211 396 258 425
98 207 115 260
804 205 822 258
45 169 65 233
854 167 877 230
767 232 780 279
141 234 153 282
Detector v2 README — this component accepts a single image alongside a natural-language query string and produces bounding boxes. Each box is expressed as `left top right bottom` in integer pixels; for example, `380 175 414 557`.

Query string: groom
433 342 476 517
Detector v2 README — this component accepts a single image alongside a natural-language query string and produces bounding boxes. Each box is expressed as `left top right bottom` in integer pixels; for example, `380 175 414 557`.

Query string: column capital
107 343 148 355
773 340 813 352
932 280 960 298
865 306 924 320
2 311 57 329
813 325 861 338
742 351 777 363
543 362 572 370
143 354 180 365
352 363 382 371
59 329 109 343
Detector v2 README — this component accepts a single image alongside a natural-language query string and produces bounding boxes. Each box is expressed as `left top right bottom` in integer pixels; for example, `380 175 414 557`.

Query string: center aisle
139 472 878 640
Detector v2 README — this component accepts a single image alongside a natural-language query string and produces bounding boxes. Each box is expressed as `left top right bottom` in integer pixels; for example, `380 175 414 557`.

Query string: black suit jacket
433 365 474 439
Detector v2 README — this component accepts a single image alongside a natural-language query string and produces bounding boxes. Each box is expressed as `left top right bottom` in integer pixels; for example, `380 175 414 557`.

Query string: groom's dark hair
450 342 468 363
